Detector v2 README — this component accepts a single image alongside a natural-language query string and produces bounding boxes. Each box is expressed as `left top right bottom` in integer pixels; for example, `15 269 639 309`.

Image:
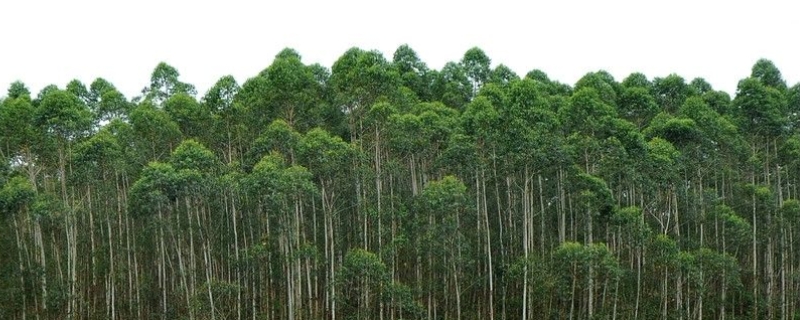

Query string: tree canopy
1 48 798 320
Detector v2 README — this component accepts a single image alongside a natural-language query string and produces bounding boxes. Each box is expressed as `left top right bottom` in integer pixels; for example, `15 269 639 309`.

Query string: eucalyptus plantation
2 47 800 320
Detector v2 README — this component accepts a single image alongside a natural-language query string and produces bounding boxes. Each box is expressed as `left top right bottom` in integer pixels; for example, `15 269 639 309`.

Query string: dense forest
1 45 799 320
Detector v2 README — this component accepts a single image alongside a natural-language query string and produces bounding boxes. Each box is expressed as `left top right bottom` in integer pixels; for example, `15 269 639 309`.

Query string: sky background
1 0 798 99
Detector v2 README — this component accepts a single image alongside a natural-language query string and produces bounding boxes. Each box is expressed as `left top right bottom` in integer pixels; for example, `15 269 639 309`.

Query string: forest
1 45 799 320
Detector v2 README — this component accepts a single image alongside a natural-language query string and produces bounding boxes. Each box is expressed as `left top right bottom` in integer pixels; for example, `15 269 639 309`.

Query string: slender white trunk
14 217 28 320
230 195 242 320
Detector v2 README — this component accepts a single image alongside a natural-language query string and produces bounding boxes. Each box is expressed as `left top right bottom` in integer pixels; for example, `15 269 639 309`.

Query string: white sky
1 0 798 99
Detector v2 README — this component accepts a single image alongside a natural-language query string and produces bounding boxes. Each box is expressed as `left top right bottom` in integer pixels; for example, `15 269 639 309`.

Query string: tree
618 86 658 128
202 75 239 114
144 62 197 105
259 49 326 131
129 102 183 162
6 81 31 100
331 48 399 140
433 62 472 110
164 93 211 141
575 71 619 107
418 176 470 319
392 44 431 100
653 74 692 113
751 58 787 91
95 89 131 123
461 47 491 97
0 96 38 169
4 47 800 319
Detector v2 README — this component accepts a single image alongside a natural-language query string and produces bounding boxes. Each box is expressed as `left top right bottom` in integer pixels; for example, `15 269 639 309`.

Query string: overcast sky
2 0 798 99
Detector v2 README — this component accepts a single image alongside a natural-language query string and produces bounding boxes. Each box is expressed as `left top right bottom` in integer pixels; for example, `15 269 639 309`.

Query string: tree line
1 45 799 320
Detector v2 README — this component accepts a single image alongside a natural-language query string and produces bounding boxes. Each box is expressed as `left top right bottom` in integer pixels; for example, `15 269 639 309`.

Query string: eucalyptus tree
498 78 561 259
0 175 36 319
298 128 356 319
7 48 800 319
392 44 432 101
526 69 573 97
144 62 197 105
71 127 125 316
89 78 117 101
653 74 693 114
128 160 182 318
7 80 31 100
703 89 734 116
455 95 503 316
621 72 653 91
168 139 224 295
617 86 658 128
461 47 492 97
733 69 788 317
362 102 398 259
164 93 212 142
34 88 93 317
689 77 713 95
244 152 316 319
128 139 223 319
432 62 472 110
0 94 40 185
246 119 303 170
336 248 422 320
487 64 519 88
88 78 131 123
751 59 788 91
610 207 651 319
417 176 470 319
128 102 182 163
641 137 681 234
574 71 619 107
203 75 242 163
95 89 131 123
336 248 391 320
570 173 614 318
673 246 741 319
560 87 617 173
553 241 620 319
66 80 92 107
330 47 399 141
35 88 93 197
257 49 328 132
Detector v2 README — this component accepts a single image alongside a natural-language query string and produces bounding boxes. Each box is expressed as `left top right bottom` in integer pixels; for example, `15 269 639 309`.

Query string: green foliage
461 47 492 96
203 75 239 113
572 173 614 218
618 86 658 127
129 102 182 162
6 81 31 100
4 50 800 319
734 77 785 137
0 176 35 216
653 73 692 113
299 127 354 180
164 93 210 140
128 162 180 217
35 89 92 140
575 71 619 106
0 96 38 157
337 249 422 319
169 139 220 175
420 175 467 215
145 62 196 104
751 58 787 90
71 129 123 180
612 206 651 244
